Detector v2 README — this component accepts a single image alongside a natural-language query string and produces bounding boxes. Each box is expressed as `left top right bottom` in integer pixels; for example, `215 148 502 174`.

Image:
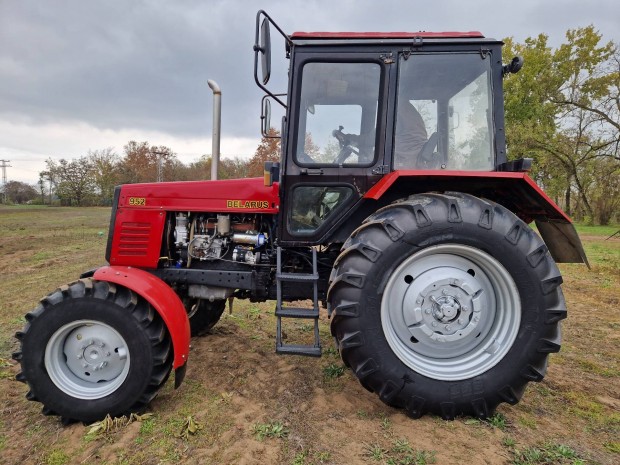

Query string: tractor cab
254 11 542 248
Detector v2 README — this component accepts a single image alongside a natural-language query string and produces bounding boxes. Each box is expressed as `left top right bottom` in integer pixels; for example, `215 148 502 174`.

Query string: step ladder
275 247 322 357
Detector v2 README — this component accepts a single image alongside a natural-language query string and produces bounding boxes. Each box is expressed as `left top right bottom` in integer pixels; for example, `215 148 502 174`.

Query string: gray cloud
1 0 618 182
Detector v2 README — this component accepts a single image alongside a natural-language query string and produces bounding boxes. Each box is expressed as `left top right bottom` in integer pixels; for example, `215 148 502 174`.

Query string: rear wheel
13 279 172 423
328 193 565 419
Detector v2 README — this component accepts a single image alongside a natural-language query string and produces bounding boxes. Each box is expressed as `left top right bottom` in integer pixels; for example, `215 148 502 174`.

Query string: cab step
276 344 322 357
275 307 319 319
275 247 322 357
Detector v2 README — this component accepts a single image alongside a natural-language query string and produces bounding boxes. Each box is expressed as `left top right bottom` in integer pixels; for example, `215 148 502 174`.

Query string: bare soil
0 206 618 465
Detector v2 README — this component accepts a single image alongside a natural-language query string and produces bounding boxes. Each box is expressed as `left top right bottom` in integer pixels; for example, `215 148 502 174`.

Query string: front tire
186 299 227 336
328 193 565 419
14 279 172 423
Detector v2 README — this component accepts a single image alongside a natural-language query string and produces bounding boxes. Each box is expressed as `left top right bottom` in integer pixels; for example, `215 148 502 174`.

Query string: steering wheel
332 126 359 164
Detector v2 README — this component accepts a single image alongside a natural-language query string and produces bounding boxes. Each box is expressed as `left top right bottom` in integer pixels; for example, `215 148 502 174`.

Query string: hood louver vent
118 222 151 256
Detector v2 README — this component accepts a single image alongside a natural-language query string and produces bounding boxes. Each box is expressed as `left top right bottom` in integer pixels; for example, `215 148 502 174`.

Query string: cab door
279 52 392 245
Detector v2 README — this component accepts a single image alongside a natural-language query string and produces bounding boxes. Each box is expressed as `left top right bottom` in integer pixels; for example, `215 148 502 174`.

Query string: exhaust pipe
208 80 221 180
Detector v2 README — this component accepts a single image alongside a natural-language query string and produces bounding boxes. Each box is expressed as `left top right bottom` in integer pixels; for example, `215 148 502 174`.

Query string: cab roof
290 31 485 40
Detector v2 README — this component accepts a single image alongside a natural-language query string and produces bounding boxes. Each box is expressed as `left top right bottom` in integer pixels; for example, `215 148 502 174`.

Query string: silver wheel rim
381 244 520 381
45 320 130 399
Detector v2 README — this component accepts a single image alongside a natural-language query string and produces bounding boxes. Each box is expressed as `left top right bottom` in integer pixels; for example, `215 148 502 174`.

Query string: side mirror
260 18 271 85
502 56 524 76
253 11 290 109
261 96 272 137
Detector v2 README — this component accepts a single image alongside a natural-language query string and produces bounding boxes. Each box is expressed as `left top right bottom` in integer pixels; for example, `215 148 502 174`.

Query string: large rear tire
13 279 172 423
328 193 565 419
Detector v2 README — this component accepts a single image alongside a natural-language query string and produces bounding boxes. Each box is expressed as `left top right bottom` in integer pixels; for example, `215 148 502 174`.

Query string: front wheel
14 279 172 423
328 193 565 419
186 298 227 336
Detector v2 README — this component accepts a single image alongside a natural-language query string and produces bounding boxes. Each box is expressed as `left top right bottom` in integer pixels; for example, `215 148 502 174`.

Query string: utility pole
151 151 166 182
0 159 11 204
157 153 163 182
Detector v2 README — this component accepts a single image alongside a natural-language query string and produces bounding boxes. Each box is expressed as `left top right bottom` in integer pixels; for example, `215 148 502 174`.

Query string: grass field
0 205 618 465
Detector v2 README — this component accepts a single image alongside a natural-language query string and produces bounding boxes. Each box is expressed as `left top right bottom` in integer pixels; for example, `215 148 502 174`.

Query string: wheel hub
381 244 521 381
403 274 484 346
64 325 127 382
433 294 461 322
45 320 131 399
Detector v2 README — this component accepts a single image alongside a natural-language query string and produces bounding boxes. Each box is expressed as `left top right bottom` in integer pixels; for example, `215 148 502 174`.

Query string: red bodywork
108 178 279 268
366 170 571 223
93 266 190 371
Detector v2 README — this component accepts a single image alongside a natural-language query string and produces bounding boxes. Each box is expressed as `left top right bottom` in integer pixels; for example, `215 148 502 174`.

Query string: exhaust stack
208 80 221 180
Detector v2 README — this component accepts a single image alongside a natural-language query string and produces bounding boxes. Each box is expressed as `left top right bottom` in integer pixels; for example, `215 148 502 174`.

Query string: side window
296 62 381 166
395 53 494 170
289 186 353 234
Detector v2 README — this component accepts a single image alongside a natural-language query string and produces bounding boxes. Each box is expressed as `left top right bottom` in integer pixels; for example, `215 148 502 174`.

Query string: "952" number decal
128 197 146 206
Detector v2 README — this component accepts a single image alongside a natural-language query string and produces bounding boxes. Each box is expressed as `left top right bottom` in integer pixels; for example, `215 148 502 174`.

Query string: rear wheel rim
381 244 521 381
45 320 131 399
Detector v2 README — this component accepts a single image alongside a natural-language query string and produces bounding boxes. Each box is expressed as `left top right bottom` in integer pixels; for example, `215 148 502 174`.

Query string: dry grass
0 205 617 465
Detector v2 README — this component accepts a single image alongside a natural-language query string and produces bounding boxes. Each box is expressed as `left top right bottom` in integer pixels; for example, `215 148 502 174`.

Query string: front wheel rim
45 320 131 399
381 244 521 381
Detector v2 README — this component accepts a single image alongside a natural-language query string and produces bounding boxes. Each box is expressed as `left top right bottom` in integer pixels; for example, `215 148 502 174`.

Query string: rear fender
364 171 588 265
93 266 190 385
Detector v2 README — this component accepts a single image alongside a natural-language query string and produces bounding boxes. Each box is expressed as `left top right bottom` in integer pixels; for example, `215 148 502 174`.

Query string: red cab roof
290 31 485 40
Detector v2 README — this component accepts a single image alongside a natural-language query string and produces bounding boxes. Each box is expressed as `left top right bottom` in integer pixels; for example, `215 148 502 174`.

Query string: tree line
2 27 618 224
3 136 280 207
503 26 619 225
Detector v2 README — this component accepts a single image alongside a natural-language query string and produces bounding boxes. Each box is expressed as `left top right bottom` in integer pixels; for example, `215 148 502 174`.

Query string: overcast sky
1 0 618 184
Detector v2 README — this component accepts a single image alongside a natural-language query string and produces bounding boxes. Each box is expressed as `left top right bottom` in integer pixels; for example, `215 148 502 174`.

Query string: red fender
93 266 190 376
364 170 588 265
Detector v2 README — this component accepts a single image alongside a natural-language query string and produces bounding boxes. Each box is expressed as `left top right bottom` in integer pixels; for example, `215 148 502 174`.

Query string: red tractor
14 11 587 423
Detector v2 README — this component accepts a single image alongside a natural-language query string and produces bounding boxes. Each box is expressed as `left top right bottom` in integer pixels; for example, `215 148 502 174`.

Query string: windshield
295 62 381 166
395 53 494 170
